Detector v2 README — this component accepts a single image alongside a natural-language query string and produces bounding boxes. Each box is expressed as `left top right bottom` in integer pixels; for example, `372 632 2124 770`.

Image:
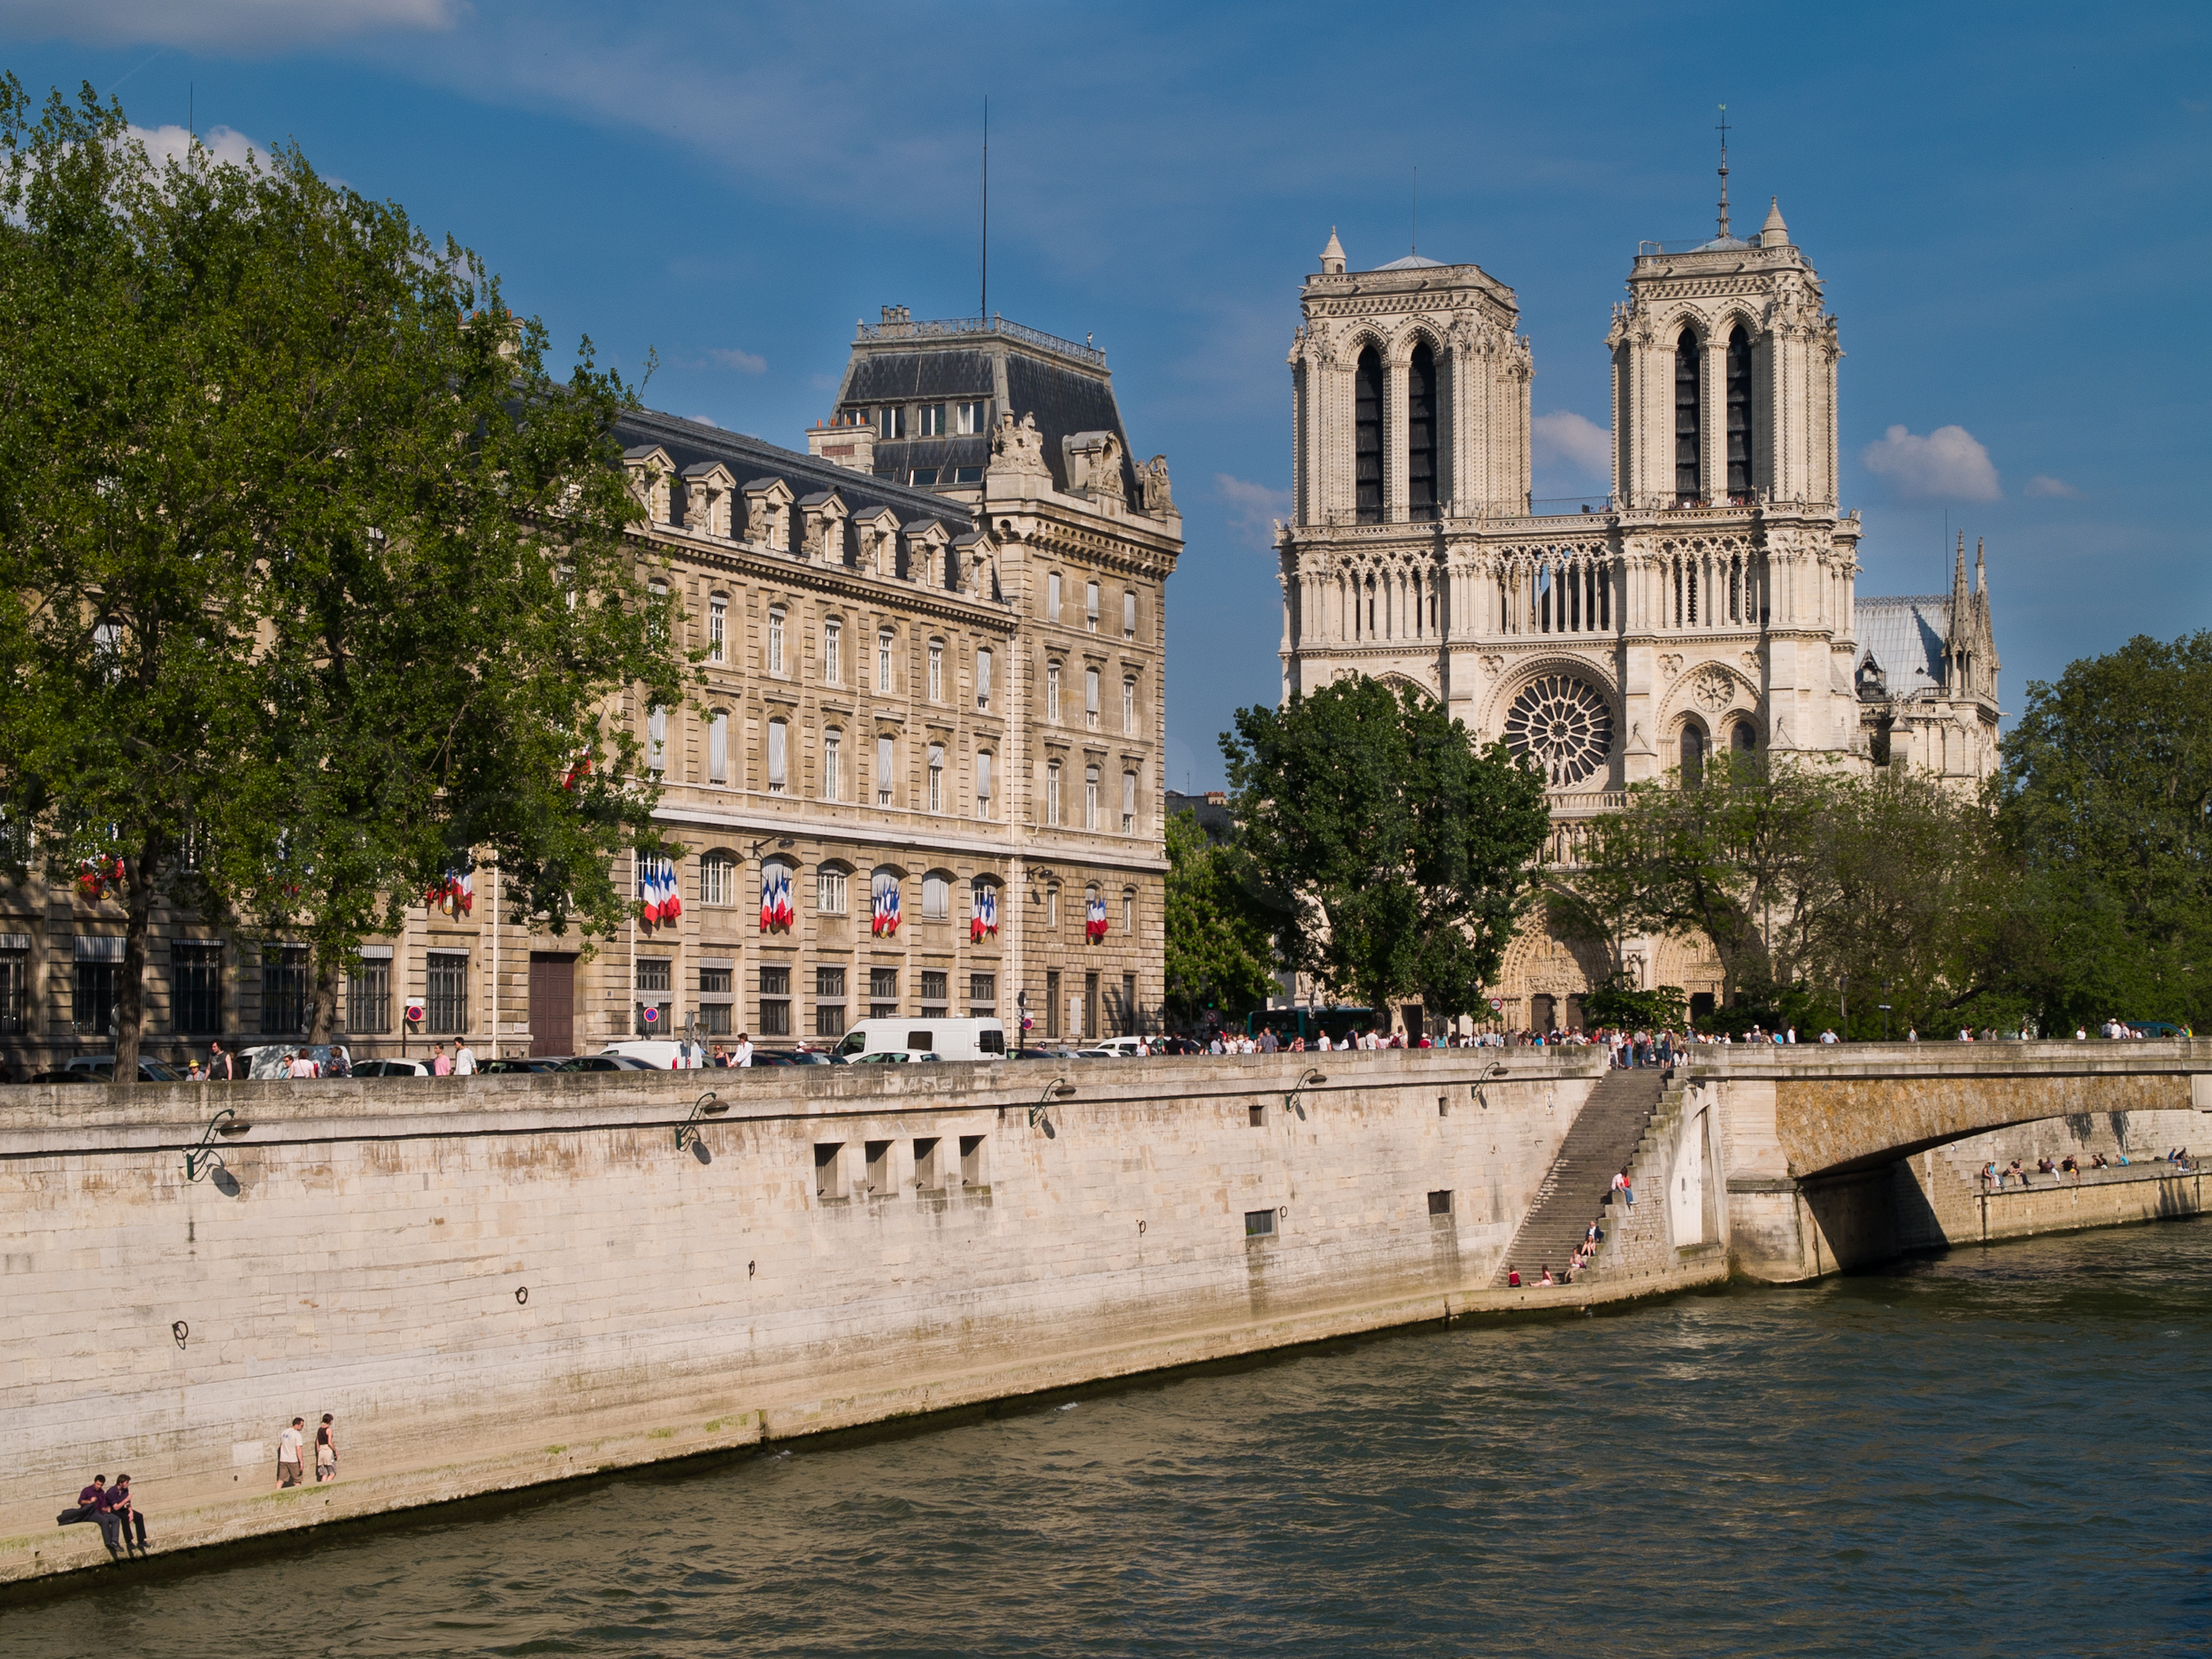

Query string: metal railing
854 312 1106 370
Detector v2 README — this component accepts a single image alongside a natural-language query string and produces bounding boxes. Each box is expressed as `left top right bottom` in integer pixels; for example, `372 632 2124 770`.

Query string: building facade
1276 196 2000 1033
0 313 1180 1073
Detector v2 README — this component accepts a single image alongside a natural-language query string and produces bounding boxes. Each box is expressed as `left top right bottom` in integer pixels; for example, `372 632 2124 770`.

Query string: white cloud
705 347 766 375
0 0 453 50
2024 474 2082 499
1861 424 2001 502
1532 410 1610 480
687 414 720 429
1215 473 1289 549
129 123 260 172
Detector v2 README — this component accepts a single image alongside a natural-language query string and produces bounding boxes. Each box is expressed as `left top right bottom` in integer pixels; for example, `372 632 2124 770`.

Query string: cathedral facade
1276 196 2000 1033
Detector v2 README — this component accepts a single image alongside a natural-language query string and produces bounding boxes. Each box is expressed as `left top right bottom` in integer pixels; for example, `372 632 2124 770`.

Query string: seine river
12 1222 2208 1658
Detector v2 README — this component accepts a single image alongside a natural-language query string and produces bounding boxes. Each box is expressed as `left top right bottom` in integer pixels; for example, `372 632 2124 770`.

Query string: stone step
1494 1067 1667 1286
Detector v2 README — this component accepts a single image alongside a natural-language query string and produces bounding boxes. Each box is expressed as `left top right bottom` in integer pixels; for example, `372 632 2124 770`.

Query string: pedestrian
107 1474 149 1555
454 1040 477 1077
315 1414 338 1483
209 1039 236 1081
326 1043 351 1078
287 1049 318 1079
278 1417 307 1487
431 1043 452 1077
734 1031 754 1068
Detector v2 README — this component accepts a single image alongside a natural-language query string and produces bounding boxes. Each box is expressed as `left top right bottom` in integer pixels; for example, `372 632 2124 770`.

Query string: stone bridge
1684 1041 2212 1279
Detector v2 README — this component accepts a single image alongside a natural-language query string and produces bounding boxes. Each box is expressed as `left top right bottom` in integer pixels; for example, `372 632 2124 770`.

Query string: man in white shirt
277 1417 306 1487
453 1041 477 1077
733 1032 753 1068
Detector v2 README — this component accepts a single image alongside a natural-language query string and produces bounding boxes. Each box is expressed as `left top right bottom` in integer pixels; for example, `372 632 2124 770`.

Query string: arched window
1732 720 1757 752
1355 346 1384 525
1408 342 1438 520
922 871 952 919
1674 327 1701 503
816 863 849 914
699 849 737 907
1725 326 1754 499
1680 722 1706 789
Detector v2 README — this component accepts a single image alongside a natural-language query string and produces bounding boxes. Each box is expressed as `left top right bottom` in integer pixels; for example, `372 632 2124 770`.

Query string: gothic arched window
1725 325 1754 498
1355 346 1383 525
1674 326 1701 503
1408 342 1438 521
1680 722 1706 789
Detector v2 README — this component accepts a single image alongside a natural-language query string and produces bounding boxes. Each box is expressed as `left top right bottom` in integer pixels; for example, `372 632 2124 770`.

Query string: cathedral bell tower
1607 193 1841 511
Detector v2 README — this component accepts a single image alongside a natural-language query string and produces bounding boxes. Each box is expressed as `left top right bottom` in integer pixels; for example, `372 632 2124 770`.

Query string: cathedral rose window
1503 674 1613 787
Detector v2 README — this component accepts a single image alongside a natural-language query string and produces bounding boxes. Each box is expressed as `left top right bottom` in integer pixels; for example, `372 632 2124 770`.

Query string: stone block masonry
3 1050 1650 1587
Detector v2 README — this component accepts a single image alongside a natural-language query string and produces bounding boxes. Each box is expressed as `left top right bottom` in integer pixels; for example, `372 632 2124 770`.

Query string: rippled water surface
12 1221 2210 1658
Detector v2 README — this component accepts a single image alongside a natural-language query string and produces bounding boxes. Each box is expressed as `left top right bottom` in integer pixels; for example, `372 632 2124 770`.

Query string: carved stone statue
1138 454 1175 515
1062 430 1126 503
989 411 1050 481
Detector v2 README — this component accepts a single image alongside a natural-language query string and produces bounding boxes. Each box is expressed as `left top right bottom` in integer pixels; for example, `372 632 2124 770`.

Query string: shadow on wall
1798 1159 1947 1273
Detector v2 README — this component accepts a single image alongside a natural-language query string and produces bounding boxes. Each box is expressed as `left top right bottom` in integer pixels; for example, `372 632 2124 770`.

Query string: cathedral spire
1716 104 1732 239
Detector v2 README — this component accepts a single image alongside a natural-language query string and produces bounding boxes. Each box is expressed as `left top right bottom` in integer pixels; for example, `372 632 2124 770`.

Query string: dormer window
879 405 905 439
956 400 987 434
920 404 947 437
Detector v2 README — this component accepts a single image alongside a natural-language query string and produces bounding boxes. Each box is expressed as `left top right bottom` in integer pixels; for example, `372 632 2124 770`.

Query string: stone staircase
1494 1067 1666 1286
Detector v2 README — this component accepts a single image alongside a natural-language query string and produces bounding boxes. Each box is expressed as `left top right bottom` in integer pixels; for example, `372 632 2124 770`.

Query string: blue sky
4 0 2206 790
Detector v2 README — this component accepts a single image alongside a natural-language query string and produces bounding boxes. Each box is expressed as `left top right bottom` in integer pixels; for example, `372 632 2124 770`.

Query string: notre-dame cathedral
1274 184 2001 1033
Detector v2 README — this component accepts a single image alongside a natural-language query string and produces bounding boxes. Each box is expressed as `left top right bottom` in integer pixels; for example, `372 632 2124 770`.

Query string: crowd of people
1987 1147 2196 1189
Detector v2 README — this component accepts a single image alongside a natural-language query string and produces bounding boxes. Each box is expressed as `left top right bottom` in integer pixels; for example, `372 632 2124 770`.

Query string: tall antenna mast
979 97 988 322
1411 165 1417 256
1715 103 1732 238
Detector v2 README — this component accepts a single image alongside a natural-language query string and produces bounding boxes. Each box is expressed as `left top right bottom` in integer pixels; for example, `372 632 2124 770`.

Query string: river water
12 1221 2209 1658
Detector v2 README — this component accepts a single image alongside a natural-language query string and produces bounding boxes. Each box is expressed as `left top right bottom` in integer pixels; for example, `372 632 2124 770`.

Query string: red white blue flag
759 863 794 933
872 871 902 936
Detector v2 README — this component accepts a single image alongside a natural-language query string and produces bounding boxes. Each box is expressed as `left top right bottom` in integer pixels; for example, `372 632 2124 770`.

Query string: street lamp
1877 1004 1893 1042
1286 1067 1326 1120
1032 1077 1075 1133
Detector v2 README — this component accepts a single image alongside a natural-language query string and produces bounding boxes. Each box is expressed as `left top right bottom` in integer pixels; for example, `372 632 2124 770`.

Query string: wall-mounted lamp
1285 1068 1326 1120
676 1089 730 1152
1032 1078 1075 1132
1471 1059 1504 1110
184 1109 252 1182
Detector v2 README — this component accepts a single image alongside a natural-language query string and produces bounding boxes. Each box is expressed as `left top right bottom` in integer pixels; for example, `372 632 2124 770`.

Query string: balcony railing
855 312 1106 370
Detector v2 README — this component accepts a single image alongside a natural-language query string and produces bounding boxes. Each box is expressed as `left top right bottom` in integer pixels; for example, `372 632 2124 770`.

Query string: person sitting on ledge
106 1473 149 1556
1507 1265 1521 1288
2061 1155 2080 1178
1540 1266 1555 1286
58 1475 121 1557
2091 1153 2109 1170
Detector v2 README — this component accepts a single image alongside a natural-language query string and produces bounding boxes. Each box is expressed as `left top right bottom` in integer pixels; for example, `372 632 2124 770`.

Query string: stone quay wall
4 1049 1652 1587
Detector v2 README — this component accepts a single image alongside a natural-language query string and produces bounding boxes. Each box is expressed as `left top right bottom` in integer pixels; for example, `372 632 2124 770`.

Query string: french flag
872 872 901 936
760 864 793 933
970 882 997 941
1087 893 1109 941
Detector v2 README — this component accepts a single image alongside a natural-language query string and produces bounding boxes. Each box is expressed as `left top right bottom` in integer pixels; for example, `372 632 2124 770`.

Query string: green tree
1162 808 1278 1028
1221 676 1550 1023
0 81 687 1071
1988 632 2212 1033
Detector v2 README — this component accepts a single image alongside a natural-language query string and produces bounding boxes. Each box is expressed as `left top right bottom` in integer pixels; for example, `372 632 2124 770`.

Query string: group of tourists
58 1413 338 1563
278 1413 341 1487
1990 1147 2197 1190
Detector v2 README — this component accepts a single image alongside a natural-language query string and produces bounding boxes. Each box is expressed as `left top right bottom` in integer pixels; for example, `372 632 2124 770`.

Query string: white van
598 1039 710 1070
833 1017 1006 1063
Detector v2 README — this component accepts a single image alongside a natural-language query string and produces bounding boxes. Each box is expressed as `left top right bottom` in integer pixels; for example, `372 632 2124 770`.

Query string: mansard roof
612 407 970 537
1854 595 1951 699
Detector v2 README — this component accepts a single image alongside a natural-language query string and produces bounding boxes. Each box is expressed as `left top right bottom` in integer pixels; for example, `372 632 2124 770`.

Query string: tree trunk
115 840 162 1082
307 951 340 1045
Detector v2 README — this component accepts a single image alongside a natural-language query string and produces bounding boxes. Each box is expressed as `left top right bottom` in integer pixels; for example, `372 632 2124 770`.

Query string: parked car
350 1058 431 1078
753 1048 847 1067
2125 1020 2193 1038
238 1043 343 1079
477 1056 568 1075
557 1054 654 1073
1078 1037 1148 1058
65 1055 185 1083
29 1069 93 1083
849 1049 941 1064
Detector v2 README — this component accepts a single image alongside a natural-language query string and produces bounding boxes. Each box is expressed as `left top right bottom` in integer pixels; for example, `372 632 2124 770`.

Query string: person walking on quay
209 1039 237 1081
430 1043 452 1077
454 1039 477 1077
278 1417 307 1487
315 1415 338 1483
327 1043 351 1078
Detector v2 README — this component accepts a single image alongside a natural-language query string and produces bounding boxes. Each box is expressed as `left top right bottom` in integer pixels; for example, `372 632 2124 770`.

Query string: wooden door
528 953 576 1056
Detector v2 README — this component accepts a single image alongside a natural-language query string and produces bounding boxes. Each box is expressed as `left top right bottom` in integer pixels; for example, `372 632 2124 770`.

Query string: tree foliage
1221 677 1551 1021
0 80 688 1069
1162 809 1278 1028
1985 632 2212 1033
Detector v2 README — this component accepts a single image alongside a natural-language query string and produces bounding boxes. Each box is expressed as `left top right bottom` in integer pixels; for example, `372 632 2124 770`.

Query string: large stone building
0 312 1180 1073
1275 187 2000 1033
